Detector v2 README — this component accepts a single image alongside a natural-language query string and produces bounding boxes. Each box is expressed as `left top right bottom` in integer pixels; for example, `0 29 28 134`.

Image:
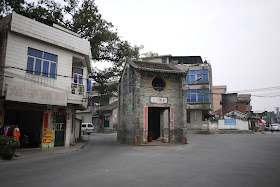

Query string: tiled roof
98 101 118 112
128 60 186 74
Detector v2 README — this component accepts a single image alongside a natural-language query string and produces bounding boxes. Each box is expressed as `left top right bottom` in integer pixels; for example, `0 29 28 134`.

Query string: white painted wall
218 118 249 130
10 12 92 62
4 14 91 107
110 107 118 128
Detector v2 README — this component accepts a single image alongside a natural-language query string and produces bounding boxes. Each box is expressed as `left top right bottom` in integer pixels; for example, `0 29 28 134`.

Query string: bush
0 136 20 160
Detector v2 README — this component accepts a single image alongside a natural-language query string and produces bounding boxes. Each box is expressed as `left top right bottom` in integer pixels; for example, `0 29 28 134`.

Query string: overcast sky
24 0 280 112
94 0 280 112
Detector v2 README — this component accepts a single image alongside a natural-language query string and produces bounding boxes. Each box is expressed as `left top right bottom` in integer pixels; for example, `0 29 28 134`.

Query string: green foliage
91 67 118 99
0 0 141 91
141 51 159 61
0 136 20 159
0 0 25 19
263 111 277 124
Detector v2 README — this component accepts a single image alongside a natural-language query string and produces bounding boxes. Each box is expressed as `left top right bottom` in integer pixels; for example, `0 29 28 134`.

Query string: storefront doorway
4 109 43 148
54 114 65 147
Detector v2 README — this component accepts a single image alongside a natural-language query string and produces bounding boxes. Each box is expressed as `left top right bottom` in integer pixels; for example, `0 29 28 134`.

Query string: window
162 58 167 64
26 48 57 78
152 77 166 92
73 67 83 86
186 69 209 83
187 89 210 103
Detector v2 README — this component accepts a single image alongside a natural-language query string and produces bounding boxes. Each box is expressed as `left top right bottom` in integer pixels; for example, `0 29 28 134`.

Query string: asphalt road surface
1 133 280 187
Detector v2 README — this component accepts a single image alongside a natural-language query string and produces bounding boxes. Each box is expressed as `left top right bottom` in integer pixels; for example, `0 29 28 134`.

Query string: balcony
71 83 84 95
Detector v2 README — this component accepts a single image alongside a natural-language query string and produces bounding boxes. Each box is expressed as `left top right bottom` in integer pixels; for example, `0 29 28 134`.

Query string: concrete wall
218 118 249 130
110 107 118 128
10 13 91 62
213 85 227 113
76 111 92 123
187 110 203 129
118 64 138 144
71 118 81 143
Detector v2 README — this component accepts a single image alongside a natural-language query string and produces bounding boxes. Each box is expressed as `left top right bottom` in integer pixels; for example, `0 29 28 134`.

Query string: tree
263 111 277 124
0 0 141 96
141 51 158 61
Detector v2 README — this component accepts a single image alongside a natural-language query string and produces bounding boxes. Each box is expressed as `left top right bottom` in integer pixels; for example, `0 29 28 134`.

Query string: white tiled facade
0 12 92 148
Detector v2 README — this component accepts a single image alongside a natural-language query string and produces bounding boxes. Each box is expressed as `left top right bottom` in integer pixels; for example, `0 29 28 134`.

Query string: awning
259 119 266 123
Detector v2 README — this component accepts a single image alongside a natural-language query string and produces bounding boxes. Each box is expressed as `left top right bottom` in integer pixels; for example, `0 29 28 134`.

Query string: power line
0 66 102 80
3 65 280 98
231 86 280 93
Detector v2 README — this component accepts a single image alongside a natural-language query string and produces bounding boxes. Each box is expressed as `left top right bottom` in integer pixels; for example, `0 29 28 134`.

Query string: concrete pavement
2 131 279 162
1 133 280 187
1 135 90 162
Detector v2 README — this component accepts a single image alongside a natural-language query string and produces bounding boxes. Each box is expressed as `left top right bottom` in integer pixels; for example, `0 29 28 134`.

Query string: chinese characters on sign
170 107 174 121
150 97 168 104
170 120 174 130
170 107 174 130
144 106 148 130
42 130 55 149
224 119 236 125
6 85 67 106
43 113 49 130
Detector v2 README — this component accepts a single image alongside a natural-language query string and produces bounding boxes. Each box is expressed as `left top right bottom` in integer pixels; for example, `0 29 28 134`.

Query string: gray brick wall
118 63 187 145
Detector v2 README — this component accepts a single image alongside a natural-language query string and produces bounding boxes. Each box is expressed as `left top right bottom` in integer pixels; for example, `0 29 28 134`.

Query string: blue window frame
73 67 83 86
42 61 49 77
186 89 210 103
26 47 57 78
186 69 209 83
35 59 42 75
27 57 34 74
50 63 56 78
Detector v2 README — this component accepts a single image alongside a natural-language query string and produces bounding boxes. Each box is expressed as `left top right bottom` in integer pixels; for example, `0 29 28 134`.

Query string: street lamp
191 77 201 85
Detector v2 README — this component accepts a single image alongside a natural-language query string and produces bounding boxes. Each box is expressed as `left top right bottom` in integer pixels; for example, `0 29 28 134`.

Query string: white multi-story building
0 12 92 148
148 55 213 132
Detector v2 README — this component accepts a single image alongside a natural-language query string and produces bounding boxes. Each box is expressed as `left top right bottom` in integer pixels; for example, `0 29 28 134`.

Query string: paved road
1 133 280 187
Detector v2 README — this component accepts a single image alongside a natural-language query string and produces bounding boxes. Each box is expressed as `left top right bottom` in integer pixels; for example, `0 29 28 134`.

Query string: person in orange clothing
13 127 21 140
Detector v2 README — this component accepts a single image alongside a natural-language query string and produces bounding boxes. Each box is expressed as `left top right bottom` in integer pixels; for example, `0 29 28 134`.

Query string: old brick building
221 93 251 115
118 60 187 145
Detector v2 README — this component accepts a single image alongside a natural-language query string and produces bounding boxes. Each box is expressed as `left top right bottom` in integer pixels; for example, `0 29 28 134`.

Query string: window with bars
186 69 209 83
26 48 57 78
187 89 210 103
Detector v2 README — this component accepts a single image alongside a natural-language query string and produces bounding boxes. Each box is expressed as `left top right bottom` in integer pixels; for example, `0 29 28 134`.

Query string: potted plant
0 136 20 160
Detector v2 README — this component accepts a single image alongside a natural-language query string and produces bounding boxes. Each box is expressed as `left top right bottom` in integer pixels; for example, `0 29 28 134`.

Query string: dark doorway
4 109 43 148
55 114 65 147
148 107 161 140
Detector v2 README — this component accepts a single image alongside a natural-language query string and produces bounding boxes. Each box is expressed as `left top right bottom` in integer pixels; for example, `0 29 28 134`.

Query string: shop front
1 101 74 149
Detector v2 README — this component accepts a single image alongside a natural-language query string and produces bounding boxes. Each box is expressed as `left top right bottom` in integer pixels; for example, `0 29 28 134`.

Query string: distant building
149 55 213 132
97 101 118 133
76 80 118 131
213 85 227 115
221 93 251 115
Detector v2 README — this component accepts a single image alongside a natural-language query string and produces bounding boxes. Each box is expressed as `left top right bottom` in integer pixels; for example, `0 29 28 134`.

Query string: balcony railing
71 83 84 95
